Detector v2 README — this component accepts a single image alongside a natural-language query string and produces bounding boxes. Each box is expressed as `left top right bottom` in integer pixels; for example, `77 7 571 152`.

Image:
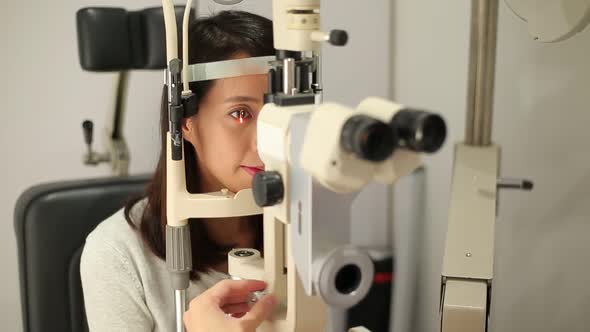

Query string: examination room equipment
12 0 590 331
159 0 445 331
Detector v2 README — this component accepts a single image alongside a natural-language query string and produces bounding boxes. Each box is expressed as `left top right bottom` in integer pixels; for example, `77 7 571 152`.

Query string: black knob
522 180 534 190
329 30 348 46
252 171 284 207
82 120 93 145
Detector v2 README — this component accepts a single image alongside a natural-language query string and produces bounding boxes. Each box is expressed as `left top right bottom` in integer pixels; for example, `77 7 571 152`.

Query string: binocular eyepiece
341 115 395 162
391 109 447 153
340 109 447 162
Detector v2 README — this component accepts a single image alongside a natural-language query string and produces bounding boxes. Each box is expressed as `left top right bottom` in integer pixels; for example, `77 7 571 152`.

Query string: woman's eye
229 109 252 124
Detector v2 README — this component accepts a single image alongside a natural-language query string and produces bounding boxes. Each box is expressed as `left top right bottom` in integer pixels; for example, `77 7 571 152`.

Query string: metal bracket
440 144 499 332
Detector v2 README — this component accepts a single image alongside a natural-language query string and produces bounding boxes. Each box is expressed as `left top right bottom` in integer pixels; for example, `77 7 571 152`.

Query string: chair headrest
76 6 195 72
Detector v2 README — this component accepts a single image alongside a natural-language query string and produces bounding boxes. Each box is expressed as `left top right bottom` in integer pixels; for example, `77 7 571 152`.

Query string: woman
80 10 277 331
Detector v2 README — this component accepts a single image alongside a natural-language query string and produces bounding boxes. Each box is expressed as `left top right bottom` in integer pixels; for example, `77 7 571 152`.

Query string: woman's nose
250 124 265 164
251 121 259 152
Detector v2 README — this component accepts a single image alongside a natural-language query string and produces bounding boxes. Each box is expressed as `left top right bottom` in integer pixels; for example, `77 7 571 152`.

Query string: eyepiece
341 115 396 162
391 109 446 153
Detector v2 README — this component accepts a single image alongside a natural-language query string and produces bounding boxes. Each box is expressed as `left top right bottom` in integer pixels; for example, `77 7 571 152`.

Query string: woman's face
182 56 268 193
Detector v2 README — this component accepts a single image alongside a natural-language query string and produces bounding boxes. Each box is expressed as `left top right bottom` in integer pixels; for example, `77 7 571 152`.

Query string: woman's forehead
210 74 267 101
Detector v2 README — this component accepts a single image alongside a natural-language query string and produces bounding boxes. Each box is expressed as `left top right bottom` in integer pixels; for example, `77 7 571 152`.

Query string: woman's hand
184 279 277 332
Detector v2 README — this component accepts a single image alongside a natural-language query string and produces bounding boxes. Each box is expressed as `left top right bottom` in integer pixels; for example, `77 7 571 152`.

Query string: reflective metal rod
175 289 187 332
465 0 499 146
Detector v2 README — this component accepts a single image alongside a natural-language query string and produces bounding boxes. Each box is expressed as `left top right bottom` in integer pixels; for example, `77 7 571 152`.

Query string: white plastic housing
165 133 262 227
256 102 315 223
272 0 321 51
505 0 590 42
299 97 422 193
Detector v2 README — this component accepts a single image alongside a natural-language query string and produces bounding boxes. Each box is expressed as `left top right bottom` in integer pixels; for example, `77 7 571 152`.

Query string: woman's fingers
183 280 277 332
207 279 267 305
221 302 251 315
215 293 253 306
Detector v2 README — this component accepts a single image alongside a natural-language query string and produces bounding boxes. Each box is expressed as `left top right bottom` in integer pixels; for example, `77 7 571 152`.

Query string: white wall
392 1 590 331
0 0 393 330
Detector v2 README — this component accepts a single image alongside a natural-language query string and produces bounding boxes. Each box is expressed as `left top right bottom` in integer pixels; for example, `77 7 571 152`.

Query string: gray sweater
80 200 228 332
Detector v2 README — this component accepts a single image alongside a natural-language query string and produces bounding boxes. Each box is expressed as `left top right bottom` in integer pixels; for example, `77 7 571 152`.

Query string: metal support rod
312 52 323 104
283 58 296 95
465 0 499 146
313 52 322 90
112 71 129 140
327 307 347 332
175 289 187 332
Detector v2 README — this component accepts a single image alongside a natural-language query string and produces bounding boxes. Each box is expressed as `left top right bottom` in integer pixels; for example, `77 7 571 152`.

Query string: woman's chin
225 180 252 193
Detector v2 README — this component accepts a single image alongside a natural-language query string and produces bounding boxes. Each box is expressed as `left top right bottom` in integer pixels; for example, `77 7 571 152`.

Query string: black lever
497 178 534 191
82 120 93 147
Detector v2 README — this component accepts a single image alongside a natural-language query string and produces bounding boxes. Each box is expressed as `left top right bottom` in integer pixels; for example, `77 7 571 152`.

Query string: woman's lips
240 166 264 176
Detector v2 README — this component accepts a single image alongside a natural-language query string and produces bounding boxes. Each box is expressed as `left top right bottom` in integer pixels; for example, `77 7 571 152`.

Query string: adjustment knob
329 30 348 46
252 171 284 207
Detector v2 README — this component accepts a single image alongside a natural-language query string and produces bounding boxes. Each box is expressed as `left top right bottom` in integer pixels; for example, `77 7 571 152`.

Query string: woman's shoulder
83 198 149 264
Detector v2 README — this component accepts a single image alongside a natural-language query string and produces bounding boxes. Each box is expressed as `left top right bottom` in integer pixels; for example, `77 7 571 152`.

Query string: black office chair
14 175 150 332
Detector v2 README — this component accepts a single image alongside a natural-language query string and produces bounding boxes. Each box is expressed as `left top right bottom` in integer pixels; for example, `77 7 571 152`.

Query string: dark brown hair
124 10 274 280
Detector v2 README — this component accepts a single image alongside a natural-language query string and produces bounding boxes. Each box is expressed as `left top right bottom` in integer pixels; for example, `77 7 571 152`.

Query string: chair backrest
14 175 150 332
